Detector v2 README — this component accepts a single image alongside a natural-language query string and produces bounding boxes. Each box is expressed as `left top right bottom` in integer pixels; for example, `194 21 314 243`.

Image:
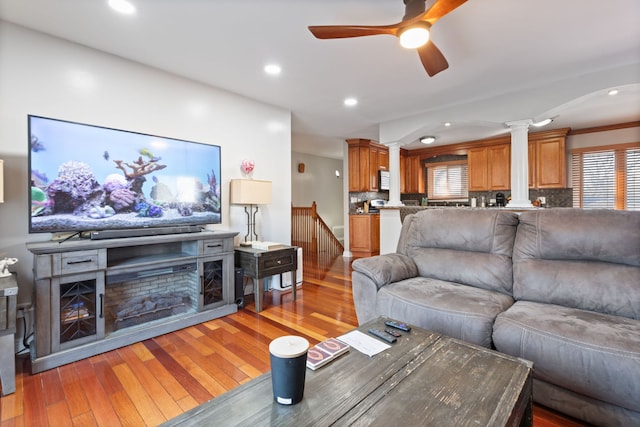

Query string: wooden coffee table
163 318 533 427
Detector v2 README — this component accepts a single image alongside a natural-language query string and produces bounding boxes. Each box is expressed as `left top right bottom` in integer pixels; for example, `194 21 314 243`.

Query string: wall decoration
241 159 255 177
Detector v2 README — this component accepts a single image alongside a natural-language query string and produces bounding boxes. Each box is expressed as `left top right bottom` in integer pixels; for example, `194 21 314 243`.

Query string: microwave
378 170 390 190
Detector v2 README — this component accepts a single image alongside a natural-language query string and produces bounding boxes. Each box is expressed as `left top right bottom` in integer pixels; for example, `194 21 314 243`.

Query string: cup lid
269 336 309 358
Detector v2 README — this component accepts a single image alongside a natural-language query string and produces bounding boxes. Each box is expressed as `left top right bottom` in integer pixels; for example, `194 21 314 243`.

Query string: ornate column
385 141 403 206
505 119 533 208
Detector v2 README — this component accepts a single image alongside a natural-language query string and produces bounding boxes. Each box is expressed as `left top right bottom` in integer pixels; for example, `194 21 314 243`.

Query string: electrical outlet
538 196 546 204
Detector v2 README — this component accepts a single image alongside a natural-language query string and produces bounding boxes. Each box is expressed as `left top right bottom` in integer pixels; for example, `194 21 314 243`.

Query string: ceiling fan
308 0 467 77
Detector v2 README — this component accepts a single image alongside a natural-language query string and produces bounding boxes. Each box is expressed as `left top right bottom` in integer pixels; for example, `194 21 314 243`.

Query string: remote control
384 328 402 337
368 328 397 343
384 320 411 332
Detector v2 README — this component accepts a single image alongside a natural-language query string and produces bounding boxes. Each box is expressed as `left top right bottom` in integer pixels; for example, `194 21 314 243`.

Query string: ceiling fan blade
417 41 449 76
411 0 468 25
308 24 399 40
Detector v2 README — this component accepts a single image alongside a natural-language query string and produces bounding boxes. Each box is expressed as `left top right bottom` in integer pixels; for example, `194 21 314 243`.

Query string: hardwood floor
1 255 586 426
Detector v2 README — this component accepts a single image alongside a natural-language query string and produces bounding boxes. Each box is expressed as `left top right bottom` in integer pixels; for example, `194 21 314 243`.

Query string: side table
0 273 18 396
234 246 297 312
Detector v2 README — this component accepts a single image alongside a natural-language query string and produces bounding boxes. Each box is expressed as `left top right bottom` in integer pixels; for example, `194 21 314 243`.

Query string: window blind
427 161 468 200
626 148 640 210
571 143 640 211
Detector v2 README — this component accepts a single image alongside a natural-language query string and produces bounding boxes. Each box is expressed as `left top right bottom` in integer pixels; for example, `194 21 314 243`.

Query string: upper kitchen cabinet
468 128 568 191
528 129 569 189
468 143 510 191
347 139 389 192
403 154 424 193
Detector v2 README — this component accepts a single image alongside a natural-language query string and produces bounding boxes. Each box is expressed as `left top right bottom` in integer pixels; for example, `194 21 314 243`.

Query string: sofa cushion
513 209 640 319
376 277 514 347
403 209 519 295
493 301 640 413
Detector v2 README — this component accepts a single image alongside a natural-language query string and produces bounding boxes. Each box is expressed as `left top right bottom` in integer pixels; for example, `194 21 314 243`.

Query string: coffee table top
163 317 533 427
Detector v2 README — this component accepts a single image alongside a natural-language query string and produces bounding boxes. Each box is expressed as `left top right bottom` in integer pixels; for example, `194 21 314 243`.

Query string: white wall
0 22 292 305
291 152 343 230
567 126 640 150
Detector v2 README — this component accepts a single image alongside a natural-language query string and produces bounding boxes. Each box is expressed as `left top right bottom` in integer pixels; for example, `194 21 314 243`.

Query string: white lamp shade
0 159 4 203
230 179 272 205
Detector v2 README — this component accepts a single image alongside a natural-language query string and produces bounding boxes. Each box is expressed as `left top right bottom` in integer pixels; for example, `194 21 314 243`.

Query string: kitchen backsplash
401 188 573 208
349 191 388 212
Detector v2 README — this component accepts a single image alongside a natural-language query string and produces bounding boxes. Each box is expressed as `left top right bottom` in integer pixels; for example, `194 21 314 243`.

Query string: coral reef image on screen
29 115 222 233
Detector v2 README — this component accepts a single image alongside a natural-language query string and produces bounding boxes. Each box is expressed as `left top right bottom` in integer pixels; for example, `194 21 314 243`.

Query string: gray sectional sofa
351 208 640 427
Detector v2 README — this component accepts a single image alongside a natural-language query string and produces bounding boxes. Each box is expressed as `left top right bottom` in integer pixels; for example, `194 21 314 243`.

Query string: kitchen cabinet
488 144 511 189
468 144 510 191
348 144 369 192
468 147 488 191
377 148 389 170
347 139 389 192
349 214 380 258
529 135 566 188
403 154 424 193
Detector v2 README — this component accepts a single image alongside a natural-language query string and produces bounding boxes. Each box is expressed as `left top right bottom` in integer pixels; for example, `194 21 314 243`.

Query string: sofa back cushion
513 209 640 319
401 209 519 295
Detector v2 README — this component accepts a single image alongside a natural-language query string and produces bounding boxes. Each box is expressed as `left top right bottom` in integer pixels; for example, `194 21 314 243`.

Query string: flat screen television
28 115 222 234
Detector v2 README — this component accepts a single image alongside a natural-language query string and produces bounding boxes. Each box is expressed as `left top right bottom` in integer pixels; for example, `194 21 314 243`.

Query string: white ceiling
1 0 639 159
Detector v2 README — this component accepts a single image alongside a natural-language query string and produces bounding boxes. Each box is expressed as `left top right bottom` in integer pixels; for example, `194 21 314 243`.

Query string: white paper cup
269 336 309 405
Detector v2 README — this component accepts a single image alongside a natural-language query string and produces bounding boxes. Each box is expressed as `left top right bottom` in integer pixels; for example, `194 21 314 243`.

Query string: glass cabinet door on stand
51 271 105 352
198 255 233 310
198 259 224 308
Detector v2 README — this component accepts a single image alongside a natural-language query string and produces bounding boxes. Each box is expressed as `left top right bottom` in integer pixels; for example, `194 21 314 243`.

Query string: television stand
27 230 237 373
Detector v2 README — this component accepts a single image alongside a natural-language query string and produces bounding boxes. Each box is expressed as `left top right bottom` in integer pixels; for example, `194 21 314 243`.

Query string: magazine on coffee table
306 338 350 370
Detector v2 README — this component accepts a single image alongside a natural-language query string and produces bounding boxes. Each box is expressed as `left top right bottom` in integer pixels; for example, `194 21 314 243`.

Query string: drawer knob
277 260 282 264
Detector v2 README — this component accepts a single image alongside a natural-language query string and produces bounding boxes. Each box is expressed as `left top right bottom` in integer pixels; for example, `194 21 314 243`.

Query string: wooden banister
292 202 344 262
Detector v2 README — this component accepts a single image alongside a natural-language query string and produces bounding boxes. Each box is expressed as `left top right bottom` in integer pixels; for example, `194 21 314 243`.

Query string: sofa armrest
352 253 418 324
352 253 418 290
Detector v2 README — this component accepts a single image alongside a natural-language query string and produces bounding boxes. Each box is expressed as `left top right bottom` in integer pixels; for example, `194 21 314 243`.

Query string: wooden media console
27 230 238 373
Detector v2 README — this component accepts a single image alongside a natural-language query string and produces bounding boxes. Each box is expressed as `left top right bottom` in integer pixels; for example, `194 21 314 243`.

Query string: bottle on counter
481 196 486 208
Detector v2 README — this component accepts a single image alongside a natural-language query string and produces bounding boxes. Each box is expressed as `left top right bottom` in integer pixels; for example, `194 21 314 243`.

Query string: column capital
381 141 402 149
505 119 533 130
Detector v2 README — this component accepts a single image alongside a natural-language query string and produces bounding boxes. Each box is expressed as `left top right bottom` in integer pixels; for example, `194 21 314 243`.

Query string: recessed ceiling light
608 89 619 96
444 122 452 127
264 64 282 75
344 97 358 107
532 118 553 127
420 136 436 144
108 0 136 15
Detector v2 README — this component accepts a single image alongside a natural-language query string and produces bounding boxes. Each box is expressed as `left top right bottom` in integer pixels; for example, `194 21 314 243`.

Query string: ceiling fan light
399 26 429 49
420 136 436 144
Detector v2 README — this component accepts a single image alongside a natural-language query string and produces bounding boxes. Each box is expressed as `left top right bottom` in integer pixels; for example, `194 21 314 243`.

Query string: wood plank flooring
1 255 586 426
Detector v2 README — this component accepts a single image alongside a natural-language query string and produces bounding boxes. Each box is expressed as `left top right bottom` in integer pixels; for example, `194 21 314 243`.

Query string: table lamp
230 179 272 243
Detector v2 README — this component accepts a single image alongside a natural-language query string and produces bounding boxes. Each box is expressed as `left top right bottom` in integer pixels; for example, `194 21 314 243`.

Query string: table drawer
53 250 101 275
201 239 233 256
258 251 296 277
